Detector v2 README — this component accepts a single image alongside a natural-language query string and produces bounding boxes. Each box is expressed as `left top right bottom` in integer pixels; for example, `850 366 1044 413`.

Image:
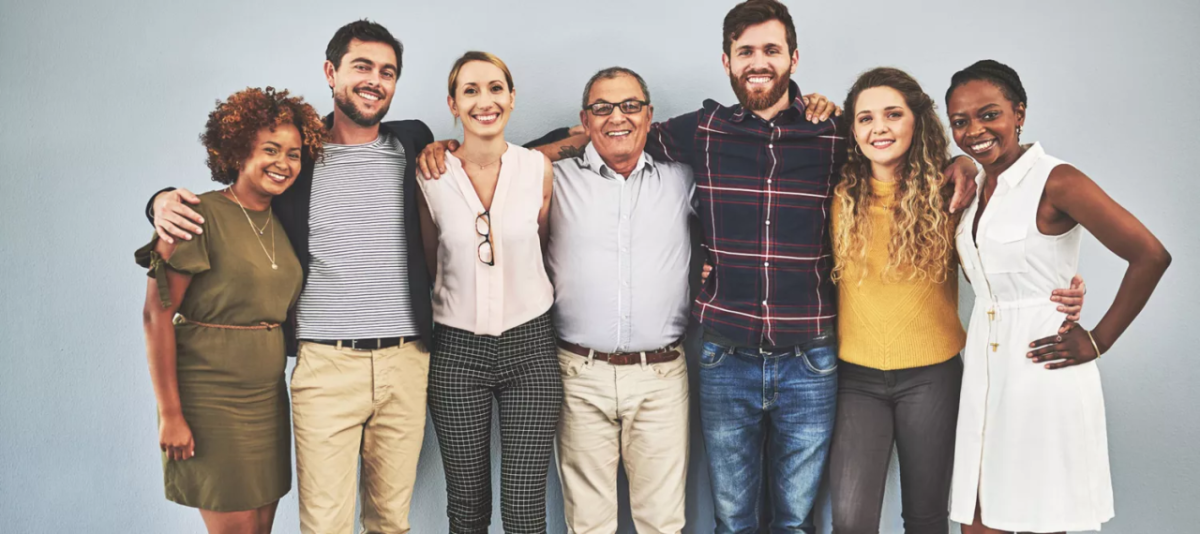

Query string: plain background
1 0 1196 532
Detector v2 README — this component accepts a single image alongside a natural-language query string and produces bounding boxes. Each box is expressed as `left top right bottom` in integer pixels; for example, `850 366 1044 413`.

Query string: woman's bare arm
415 187 440 278
538 154 554 252
1027 165 1171 368
141 239 195 460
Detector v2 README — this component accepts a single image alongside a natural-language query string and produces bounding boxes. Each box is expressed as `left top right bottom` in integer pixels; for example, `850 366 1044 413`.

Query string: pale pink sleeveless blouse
416 143 553 336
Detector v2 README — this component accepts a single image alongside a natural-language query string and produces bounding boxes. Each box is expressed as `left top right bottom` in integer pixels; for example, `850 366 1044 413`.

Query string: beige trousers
291 340 429 534
555 344 690 534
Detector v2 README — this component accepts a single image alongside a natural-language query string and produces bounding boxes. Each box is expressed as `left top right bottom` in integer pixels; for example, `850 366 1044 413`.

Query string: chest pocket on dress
982 223 1028 274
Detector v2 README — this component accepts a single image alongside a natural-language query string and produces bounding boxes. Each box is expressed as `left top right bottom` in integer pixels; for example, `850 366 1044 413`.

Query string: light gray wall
1 0 1196 532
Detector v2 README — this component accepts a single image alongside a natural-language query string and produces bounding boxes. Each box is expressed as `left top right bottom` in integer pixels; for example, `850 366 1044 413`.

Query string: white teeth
871 140 893 148
971 139 996 152
358 91 380 101
748 76 771 84
267 171 288 181
606 131 630 137
474 114 498 122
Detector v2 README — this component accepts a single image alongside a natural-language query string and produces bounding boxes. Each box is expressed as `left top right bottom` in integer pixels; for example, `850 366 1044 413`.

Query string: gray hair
581 67 651 109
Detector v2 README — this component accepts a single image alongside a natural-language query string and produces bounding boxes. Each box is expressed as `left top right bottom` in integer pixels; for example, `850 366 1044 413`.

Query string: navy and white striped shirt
294 133 418 339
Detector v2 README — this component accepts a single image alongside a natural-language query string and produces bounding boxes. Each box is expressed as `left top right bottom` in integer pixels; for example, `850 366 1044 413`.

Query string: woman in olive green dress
138 87 325 534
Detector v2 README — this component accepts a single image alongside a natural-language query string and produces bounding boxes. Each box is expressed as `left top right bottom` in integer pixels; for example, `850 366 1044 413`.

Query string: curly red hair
200 87 326 184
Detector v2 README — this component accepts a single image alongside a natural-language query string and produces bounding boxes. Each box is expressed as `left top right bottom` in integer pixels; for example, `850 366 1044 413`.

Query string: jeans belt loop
586 348 595 367
640 351 648 368
336 340 343 350
794 344 802 358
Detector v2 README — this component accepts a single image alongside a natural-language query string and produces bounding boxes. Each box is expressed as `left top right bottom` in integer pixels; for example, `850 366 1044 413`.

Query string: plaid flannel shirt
646 81 847 347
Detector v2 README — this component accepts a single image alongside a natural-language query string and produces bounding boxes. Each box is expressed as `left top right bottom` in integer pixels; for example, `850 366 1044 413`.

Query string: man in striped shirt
147 20 436 534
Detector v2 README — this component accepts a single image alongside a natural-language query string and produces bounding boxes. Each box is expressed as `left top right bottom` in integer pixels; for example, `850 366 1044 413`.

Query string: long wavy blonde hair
832 67 955 284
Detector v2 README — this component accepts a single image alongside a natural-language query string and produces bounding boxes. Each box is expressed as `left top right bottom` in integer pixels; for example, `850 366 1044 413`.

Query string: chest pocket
981 223 1029 274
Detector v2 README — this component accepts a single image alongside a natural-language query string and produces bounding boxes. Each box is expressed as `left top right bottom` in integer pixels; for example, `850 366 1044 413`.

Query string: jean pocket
801 344 838 376
557 352 588 378
698 342 728 369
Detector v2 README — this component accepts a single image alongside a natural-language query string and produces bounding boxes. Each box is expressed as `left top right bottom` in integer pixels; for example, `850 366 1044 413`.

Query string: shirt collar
730 80 805 123
997 142 1046 188
581 142 654 179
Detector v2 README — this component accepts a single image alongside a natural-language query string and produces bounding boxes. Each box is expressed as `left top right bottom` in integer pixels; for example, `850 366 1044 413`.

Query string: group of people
138 1 1172 534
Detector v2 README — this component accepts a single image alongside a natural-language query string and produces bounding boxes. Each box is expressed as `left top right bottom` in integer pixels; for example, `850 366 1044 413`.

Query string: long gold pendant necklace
227 186 277 270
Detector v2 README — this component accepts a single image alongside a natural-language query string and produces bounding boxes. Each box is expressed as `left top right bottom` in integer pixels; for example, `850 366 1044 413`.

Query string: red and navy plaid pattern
647 82 846 347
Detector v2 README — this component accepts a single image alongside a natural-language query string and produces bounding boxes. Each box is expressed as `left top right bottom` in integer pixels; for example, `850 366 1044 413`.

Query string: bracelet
1084 329 1102 359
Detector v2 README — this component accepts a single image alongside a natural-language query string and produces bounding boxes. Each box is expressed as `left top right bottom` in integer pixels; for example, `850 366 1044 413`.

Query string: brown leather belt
556 339 682 366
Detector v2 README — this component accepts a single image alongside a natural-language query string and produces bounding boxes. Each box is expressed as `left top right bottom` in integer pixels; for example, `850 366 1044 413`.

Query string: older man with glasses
545 67 697 534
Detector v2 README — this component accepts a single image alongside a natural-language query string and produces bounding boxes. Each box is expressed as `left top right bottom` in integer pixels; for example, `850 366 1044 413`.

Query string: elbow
143 302 169 329
1152 246 1173 272
1137 244 1172 274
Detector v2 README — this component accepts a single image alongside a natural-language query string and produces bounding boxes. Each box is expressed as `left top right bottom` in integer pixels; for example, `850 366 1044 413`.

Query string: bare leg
960 500 1007 534
199 501 280 534
256 501 280 534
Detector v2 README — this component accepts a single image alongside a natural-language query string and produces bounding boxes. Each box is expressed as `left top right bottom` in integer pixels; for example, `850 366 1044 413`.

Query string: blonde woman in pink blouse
414 51 559 534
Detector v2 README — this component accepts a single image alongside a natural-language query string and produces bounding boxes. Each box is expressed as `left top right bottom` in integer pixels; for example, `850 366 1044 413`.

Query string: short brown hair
326 19 404 74
447 51 514 98
723 0 797 56
200 87 326 184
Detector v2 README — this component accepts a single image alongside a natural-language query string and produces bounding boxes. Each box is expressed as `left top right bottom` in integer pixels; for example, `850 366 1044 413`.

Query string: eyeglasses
584 99 649 116
476 210 494 266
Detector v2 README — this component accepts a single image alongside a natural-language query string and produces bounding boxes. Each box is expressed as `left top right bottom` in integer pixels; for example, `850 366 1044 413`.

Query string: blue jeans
699 335 839 534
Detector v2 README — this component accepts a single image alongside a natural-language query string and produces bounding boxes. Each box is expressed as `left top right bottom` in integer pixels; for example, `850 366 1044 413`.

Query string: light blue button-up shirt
547 143 696 353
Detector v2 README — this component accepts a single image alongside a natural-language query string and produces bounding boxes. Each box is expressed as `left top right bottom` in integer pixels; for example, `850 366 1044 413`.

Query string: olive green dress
136 190 302 511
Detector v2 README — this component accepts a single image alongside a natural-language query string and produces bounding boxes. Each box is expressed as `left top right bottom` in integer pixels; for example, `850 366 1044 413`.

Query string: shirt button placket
619 183 633 350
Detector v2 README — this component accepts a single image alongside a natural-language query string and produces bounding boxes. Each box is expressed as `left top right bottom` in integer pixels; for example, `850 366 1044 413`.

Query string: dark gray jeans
829 356 963 534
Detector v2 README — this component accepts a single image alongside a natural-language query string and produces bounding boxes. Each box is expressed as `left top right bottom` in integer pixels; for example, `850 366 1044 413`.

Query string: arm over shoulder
647 110 701 164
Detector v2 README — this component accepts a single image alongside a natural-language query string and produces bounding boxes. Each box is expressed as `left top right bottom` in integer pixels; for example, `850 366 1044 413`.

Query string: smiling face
580 74 652 167
853 86 915 175
723 20 797 111
449 60 514 139
947 79 1026 169
325 39 398 127
237 124 303 198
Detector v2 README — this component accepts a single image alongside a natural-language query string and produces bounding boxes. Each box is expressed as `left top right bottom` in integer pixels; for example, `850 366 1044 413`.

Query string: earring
854 144 863 156
1016 125 1023 137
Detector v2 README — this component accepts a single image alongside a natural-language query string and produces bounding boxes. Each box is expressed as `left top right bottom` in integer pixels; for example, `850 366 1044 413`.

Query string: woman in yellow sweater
825 67 1082 533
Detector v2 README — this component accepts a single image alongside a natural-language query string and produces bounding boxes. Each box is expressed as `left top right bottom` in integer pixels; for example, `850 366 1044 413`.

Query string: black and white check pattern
428 313 563 534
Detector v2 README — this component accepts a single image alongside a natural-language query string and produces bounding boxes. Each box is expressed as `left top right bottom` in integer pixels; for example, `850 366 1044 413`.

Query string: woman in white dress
946 60 1171 533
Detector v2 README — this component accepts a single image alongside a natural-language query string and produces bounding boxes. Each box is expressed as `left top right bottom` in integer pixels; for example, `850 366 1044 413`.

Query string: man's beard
730 69 789 111
334 87 390 127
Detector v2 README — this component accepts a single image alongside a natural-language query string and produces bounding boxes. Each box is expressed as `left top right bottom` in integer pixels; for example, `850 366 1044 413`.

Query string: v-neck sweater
417 143 553 336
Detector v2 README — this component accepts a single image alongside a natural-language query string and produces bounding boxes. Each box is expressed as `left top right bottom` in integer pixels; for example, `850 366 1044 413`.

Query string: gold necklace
458 152 502 169
227 186 277 270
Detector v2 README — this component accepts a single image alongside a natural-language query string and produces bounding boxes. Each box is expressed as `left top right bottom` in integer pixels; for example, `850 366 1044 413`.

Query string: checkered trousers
428 312 563 534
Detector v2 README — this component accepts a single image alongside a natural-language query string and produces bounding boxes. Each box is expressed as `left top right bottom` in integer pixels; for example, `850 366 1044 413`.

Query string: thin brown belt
173 313 280 331
556 338 682 366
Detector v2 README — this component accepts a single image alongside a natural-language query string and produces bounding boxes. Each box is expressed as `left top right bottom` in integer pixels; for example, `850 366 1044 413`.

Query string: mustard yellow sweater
833 178 966 370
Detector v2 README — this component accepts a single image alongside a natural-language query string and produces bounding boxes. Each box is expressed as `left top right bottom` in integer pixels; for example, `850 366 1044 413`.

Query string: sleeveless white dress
950 143 1114 532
